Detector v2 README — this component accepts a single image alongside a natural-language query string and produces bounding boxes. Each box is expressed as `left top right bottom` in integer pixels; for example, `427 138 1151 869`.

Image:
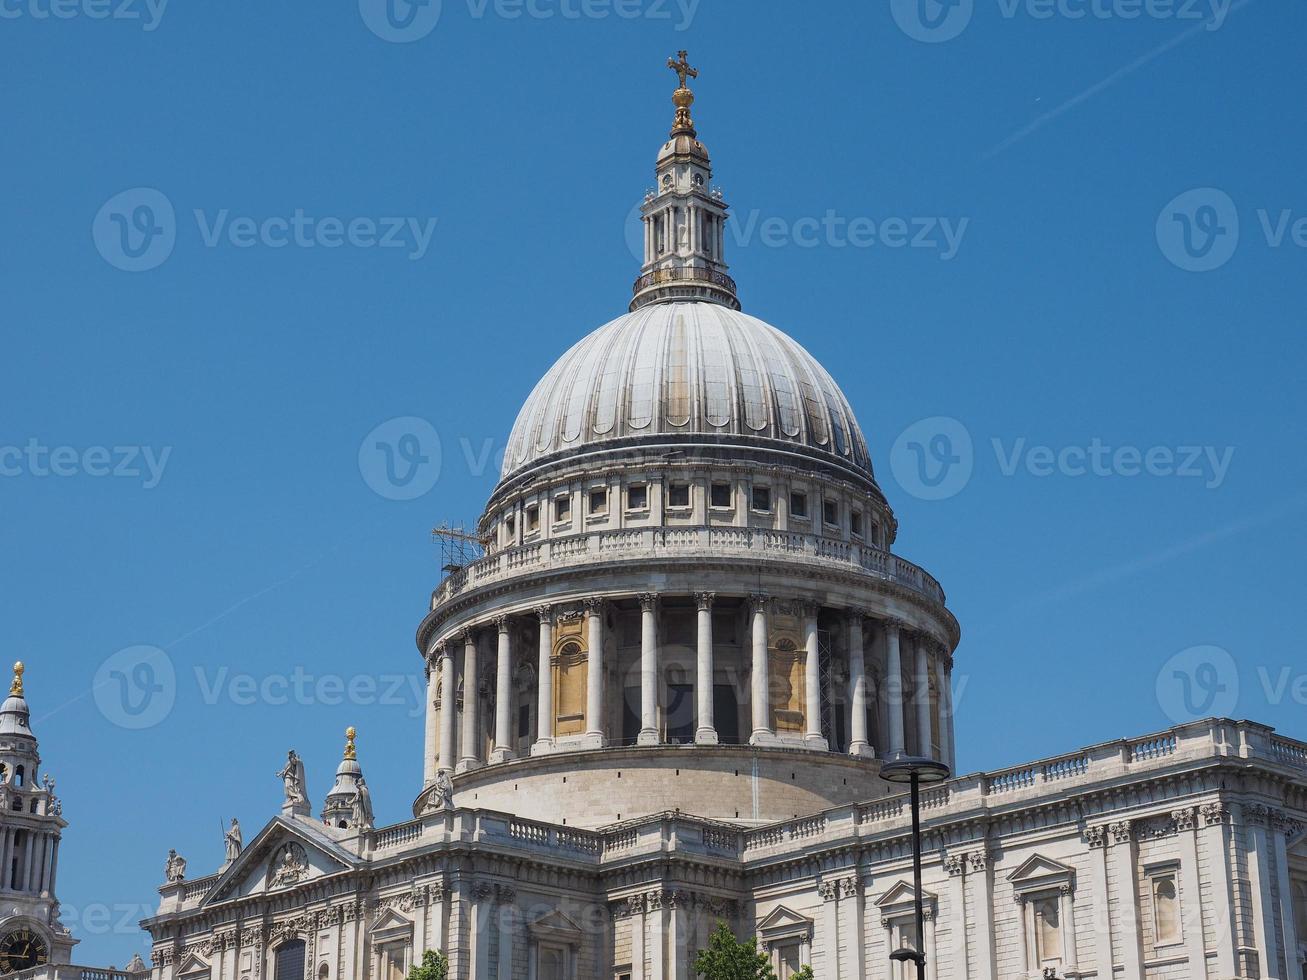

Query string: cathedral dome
500 302 874 484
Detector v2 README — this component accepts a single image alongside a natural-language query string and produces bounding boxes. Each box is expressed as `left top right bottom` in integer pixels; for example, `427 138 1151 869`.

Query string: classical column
1174 808 1207 979
934 652 953 771
1108 821 1144 980
885 621 907 757
532 606 554 755
438 645 456 773
457 631 482 773
0 828 11 891
748 594 775 745
638 594 661 746
490 617 514 764
1245 805 1281 980
694 593 718 744
423 650 439 785
847 612 872 758
801 602 827 749
584 598 606 746
915 635 933 758
1199 804 1238 978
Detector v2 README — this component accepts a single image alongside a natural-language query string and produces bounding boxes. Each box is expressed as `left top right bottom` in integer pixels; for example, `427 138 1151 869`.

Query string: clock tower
0 663 75 975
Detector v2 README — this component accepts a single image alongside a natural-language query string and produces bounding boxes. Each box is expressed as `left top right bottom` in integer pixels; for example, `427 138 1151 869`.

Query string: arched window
317 965 329 980
1153 875 1181 946
274 940 305 980
15 766 24 788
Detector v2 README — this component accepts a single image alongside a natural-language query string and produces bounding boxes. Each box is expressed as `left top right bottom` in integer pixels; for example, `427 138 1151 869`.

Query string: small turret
321 727 364 829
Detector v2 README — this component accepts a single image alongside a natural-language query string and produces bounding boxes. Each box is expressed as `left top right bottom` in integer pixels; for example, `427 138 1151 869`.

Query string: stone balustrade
11 966 140 980
430 526 946 611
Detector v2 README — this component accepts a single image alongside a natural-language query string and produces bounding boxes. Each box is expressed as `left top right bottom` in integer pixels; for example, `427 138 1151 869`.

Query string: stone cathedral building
14 55 1304 980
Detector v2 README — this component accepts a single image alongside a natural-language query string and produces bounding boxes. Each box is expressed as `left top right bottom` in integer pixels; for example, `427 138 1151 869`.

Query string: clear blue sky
3 0 1304 965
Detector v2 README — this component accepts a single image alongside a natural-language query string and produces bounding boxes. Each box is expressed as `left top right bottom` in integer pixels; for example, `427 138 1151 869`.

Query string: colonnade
0 825 59 895
424 594 957 781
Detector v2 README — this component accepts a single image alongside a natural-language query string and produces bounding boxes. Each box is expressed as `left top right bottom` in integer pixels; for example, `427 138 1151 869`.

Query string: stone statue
434 770 454 809
224 818 243 863
269 842 309 888
350 777 374 830
165 849 187 883
276 750 307 806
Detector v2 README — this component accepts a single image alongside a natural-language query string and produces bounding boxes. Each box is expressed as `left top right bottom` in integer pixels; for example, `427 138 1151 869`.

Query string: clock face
0 928 48 974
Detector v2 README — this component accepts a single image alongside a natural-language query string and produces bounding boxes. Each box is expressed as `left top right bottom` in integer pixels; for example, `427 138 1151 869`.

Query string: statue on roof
276 749 307 807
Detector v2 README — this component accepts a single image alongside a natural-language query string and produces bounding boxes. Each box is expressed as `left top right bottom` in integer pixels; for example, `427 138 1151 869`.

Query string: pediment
176 952 210 978
370 907 414 944
528 908 583 946
875 881 937 910
1008 853 1075 896
756 905 813 940
203 817 357 905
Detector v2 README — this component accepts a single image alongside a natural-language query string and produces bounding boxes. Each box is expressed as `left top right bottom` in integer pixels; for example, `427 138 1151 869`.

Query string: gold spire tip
10 662 24 697
344 726 357 761
667 51 698 136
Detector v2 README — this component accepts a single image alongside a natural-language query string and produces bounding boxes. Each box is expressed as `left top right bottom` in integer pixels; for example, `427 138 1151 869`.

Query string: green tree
791 967 815 980
406 950 448 980
693 921 776 979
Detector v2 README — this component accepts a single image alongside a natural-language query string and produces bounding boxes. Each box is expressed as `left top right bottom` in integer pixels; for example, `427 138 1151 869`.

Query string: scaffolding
431 522 486 575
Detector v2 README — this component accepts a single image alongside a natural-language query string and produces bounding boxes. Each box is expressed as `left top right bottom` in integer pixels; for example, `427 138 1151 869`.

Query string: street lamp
880 753 952 980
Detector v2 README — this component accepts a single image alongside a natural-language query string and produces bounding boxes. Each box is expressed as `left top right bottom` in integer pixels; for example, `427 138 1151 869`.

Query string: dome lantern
631 52 740 313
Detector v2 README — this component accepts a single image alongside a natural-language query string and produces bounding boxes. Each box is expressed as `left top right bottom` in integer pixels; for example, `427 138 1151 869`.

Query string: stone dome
500 301 874 484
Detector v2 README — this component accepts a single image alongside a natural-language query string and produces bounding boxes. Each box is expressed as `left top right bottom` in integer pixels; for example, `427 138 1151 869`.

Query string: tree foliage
693 921 777 979
406 950 448 980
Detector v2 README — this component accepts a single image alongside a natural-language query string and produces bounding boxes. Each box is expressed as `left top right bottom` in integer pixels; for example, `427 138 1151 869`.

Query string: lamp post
880 753 952 980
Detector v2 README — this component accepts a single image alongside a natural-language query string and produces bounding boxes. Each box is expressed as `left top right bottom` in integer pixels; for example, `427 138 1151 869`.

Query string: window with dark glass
752 487 771 512
667 483 691 508
627 484 648 510
790 491 808 519
710 482 732 508
851 510 863 537
555 495 571 522
589 489 608 515
823 499 838 526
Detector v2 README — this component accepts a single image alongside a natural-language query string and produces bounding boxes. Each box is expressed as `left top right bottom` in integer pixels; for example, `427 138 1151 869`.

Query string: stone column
1245 805 1282 980
934 652 953 771
1173 808 1207 979
495 887 515 980
1199 804 1238 978
19 834 32 894
801 602 827 749
970 849 996 980
944 654 959 770
638 594 661 746
533 606 554 755
847 612 872 758
438 646 456 773
584 598 607 746
694 593 717 744
945 856 967 980
915 635 933 758
837 877 865 980
884 621 907 757
1108 821 1144 980
490 617 514 764
0 828 12 891
748 594 775 746
818 882 840 978
424 650 439 785
457 631 482 773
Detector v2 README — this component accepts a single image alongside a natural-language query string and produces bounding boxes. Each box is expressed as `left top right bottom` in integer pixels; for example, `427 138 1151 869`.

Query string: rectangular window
526 505 540 531
790 491 808 519
588 489 608 515
627 484 648 511
823 499 838 526
1034 896 1062 966
505 514 516 537
851 510 863 537
710 482 733 509
554 494 571 522
752 486 772 513
667 483 691 508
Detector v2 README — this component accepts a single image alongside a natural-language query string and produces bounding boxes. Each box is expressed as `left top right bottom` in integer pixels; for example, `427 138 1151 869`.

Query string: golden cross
668 51 698 90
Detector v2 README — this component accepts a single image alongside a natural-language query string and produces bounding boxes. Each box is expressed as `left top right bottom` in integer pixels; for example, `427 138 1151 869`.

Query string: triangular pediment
875 881 937 909
371 907 412 931
528 908 583 945
203 816 358 906
176 952 210 978
756 905 813 939
1008 854 1075 883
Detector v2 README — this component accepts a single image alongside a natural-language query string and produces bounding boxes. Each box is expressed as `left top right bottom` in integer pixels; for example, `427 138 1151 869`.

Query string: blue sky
3 0 1304 965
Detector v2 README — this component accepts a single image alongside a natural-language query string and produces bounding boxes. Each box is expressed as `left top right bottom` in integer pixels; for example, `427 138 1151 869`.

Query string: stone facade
129 56 1307 980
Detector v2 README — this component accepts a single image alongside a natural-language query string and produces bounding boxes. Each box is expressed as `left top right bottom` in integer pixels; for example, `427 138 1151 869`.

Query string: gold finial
344 727 357 761
10 662 24 697
667 50 698 136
